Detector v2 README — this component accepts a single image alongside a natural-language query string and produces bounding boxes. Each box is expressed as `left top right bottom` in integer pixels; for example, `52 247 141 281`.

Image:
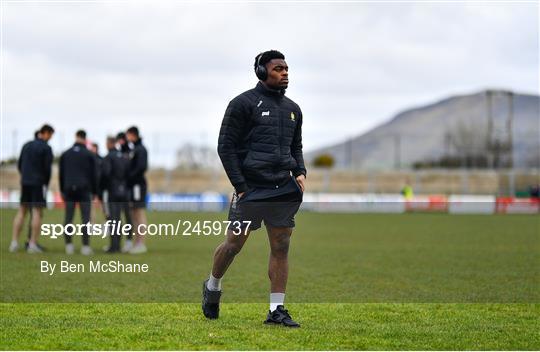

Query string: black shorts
20 185 47 207
227 188 303 232
130 184 147 209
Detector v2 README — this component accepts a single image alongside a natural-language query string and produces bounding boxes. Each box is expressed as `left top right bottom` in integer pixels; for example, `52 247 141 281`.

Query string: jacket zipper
275 97 283 188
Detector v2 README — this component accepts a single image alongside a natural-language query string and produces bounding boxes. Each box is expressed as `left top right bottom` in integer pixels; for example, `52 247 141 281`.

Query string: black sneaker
264 305 300 328
202 279 221 319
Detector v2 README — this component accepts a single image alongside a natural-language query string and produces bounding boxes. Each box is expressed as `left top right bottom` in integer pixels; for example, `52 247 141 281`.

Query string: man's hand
295 174 306 193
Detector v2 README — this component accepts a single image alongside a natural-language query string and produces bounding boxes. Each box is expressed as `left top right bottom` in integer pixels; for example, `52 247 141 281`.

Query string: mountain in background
305 90 540 169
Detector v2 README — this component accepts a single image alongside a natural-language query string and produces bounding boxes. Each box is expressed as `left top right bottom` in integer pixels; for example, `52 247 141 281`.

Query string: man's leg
120 201 133 252
29 207 43 246
26 206 45 253
122 201 133 240
133 208 147 245
129 207 147 253
266 225 292 308
80 196 92 247
202 226 252 319
101 191 110 222
263 224 300 327
10 205 28 251
107 201 122 252
129 184 147 252
63 198 76 253
26 206 33 241
89 196 96 225
211 227 252 279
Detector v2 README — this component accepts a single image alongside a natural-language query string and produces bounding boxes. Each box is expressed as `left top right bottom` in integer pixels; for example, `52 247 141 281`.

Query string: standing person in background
59 130 97 255
102 135 131 253
10 124 54 253
24 130 47 252
529 185 539 199
116 132 129 153
126 126 148 254
115 132 134 252
89 142 103 225
401 181 414 200
100 137 116 239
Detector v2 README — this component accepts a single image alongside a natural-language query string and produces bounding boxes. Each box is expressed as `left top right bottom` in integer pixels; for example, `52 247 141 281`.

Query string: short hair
92 142 98 150
254 50 285 71
106 136 116 144
116 132 126 141
40 124 55 134
34 130 40 139
126 126 139 137
76 130 87 139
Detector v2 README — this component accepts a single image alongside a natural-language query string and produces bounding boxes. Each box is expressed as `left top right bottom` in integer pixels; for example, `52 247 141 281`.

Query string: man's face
264 59 289 90
126 132 136 143
41 131 53 142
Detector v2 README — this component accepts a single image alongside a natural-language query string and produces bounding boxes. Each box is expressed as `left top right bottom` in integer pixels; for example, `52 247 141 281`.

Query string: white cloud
1 2 538 167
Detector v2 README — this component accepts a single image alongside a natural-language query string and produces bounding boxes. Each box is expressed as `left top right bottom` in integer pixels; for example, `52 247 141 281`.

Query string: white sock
270 293 285 312
207 273 222 291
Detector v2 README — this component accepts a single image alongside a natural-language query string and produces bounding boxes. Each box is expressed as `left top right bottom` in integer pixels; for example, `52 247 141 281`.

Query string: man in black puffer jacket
203 50 306 328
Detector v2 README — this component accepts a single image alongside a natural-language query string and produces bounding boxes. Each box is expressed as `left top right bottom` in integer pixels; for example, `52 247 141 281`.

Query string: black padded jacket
102 148 131 200
59 142 97 194
218 82 306 193
18 138 53 187
128 138 148 187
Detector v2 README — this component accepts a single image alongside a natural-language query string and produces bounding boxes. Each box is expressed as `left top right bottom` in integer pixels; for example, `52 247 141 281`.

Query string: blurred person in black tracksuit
116 132 128 151
100 137 116 222
100 137 116 223
10 124 54 254
125 126 149 254
24 130 47 252
90 143 103 192
59 130 97 255
89 142 103 225
102 134 132 253
116 132 134 252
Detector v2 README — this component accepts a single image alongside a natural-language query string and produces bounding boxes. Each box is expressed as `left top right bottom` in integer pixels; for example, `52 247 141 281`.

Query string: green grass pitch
1 208 539 350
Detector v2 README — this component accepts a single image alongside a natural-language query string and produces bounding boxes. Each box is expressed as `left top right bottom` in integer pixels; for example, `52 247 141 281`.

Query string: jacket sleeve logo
290 112 296 121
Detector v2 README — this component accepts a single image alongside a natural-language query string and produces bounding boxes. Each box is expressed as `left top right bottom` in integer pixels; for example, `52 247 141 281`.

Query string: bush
313 154 335 168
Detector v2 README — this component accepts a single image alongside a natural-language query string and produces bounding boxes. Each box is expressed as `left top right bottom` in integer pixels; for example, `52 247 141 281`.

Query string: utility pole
345 137 353 170
394 134 401 169
12 130 18 159
486 90 494 169
486 90 513 169
507 91 514 169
